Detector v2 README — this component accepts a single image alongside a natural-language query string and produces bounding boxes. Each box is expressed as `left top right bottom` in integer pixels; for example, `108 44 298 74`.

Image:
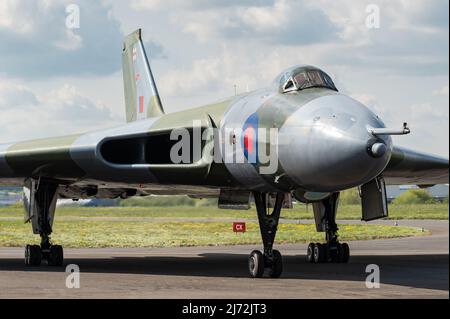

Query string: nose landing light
370 142 387 158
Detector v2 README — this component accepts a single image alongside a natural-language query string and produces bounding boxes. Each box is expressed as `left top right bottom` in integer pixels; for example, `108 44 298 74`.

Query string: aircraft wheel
48 245 64 266
248 250 265 278
306 243 315 263
24 245 31 266
25 244 41 266
313 243 325 263
339 243 350 263
269 250 283 278
329 245 340 263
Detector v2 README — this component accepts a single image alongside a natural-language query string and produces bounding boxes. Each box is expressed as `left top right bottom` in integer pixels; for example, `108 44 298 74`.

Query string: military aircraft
0 29 448 278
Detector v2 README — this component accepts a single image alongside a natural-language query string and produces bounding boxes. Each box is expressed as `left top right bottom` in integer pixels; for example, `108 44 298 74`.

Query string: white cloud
0 79 121 143
138 0 339 45
53 29 83 51
131 0 273 11
0 81 38 107
351 93 379 112
433 85 449 97
0 0 41 33
0 0 124 78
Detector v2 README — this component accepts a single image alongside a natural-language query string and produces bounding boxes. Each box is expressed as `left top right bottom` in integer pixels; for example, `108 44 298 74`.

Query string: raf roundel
242 113 259 164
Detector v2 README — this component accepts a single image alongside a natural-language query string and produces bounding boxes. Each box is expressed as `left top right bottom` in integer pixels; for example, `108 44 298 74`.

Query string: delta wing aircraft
0 30 448 277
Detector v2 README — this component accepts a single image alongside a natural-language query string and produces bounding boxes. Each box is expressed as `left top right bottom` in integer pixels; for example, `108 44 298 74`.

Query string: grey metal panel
220 89 278 191
278 94 392 192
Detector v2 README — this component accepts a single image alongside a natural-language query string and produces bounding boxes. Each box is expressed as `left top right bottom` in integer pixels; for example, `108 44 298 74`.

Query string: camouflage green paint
5 134 85 180
150 99 233 132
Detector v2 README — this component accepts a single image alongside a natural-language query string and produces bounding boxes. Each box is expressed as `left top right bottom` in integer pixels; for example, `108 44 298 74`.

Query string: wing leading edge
382 146 449 186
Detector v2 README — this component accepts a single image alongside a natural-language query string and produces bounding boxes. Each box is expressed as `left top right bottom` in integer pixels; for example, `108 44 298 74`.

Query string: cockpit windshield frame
279 67 338 94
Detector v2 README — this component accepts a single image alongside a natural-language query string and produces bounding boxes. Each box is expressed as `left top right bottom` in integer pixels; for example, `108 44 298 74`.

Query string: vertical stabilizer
122 29 164 122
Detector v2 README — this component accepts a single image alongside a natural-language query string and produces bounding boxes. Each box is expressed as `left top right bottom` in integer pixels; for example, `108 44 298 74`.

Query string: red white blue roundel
242 113 258 164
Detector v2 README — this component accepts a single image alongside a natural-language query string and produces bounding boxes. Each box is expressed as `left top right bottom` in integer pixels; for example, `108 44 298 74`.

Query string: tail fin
122 29 164 122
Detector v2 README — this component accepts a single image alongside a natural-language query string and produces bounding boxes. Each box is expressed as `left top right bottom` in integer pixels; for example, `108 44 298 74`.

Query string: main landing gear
248 192 284 278
25 238 64 267
23 180 64 267
306 193 350 264
306 240 350 264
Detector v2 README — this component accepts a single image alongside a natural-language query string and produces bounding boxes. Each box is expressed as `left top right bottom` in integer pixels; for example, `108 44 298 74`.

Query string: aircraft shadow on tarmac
1 254 448 291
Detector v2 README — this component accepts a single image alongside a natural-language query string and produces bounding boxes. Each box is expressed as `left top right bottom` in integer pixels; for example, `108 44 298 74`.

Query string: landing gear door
23 179 36 223
361 177 388 222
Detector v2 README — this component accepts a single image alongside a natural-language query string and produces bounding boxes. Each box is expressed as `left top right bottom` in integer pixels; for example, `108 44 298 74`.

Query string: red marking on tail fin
139 96 144 113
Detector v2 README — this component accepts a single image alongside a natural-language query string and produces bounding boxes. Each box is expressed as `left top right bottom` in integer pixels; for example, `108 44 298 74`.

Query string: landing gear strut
23 180 64 267
248 192 284 278
307 193 350 264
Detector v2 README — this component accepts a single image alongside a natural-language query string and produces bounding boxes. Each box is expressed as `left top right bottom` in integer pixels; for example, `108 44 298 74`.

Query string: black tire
25 245 41 266
269 250 283 278
313 243 324 263
24 245 31 266
330 244 340 263
340 243 350 263
48 245 64 266
306 243 315 263
248 250 265 278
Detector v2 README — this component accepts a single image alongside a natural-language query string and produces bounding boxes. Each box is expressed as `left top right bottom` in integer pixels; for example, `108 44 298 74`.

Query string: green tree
340 188 361 205
393 189 435 205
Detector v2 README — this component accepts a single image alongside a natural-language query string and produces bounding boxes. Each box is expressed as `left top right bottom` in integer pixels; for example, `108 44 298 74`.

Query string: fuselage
0 83 392 196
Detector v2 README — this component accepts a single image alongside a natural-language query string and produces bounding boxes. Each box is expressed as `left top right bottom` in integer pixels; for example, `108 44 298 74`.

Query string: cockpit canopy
274 65 338 94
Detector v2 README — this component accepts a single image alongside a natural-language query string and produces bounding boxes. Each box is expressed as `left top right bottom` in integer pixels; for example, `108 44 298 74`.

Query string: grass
0 219 427 248
0 203 442 248
0 203 448 220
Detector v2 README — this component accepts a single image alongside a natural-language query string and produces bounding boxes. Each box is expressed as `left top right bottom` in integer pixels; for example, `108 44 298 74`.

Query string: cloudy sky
0 0 448 156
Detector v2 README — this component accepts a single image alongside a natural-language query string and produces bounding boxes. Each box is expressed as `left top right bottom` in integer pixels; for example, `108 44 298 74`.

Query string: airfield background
1 185 448 207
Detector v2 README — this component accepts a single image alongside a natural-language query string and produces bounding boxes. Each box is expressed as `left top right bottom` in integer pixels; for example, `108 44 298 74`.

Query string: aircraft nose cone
279 94 392 192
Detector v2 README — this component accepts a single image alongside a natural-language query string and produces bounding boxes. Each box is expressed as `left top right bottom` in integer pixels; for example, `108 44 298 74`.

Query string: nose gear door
361 176 388 221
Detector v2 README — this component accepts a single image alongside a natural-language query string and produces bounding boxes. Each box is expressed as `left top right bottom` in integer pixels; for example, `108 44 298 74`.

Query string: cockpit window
279 67 338 93
293 73 310 89
322 72 336 89
307 71 325 87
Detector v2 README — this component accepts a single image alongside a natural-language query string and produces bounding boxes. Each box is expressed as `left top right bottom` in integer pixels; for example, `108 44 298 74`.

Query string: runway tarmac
0 220 448 299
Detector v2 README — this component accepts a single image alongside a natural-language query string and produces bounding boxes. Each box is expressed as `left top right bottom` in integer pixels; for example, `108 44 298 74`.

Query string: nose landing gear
307 192 350 264
248 192 284 278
